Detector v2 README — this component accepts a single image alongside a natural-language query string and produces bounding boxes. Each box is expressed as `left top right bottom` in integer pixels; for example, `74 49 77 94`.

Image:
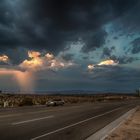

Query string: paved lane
0 100 139 140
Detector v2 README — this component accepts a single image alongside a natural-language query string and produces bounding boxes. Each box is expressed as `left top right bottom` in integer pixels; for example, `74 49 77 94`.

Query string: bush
19 97 33 106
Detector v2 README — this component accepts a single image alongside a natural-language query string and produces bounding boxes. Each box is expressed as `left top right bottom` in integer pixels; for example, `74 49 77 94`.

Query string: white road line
31 107 122 140
0 114 22 118
12 115 54 125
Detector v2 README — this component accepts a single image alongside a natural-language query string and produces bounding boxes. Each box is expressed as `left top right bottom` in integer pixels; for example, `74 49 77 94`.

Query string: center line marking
31 107 122 140
12 115 54 125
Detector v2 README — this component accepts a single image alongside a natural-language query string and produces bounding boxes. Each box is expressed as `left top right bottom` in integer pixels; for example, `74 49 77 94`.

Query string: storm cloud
0 0 140 92
0 0 139 55
130 38 140 54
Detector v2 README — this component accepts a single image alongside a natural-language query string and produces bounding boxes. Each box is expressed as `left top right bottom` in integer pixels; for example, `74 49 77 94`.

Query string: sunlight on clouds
28 51 41 58
45 53 54 60
0 55 9 63
88 64 94 71
88 59 119 71
20 57 43 71
0 50 75 91
97 59 119 66
20 51 75 71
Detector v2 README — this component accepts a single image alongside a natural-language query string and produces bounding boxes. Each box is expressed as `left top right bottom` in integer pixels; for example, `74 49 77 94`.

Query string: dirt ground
105 106 140 140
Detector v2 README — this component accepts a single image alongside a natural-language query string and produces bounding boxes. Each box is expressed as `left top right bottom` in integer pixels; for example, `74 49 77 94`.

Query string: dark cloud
118 56 138 64
102 46 115 57
130 38 140 54
99 48 138 64
0 0 139 59
112 1 140 34
81 29 107 52
5 48 28 64
82 56 89 60
113 36 118 40
110 55 138 64
0 62 8 65
61 53 74 61
88 66 140 91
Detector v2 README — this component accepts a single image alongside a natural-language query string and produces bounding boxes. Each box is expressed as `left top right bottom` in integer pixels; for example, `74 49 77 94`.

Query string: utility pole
136 88 140 97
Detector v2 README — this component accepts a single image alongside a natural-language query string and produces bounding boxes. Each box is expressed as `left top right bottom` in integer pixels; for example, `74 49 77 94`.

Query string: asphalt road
0 100 139 140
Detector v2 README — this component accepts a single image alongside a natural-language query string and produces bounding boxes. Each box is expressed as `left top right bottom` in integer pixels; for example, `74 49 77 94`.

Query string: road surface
0 100 139 140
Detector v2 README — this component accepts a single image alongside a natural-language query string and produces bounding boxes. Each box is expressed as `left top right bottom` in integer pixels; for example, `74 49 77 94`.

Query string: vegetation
19 97 33 106
0 93 139 108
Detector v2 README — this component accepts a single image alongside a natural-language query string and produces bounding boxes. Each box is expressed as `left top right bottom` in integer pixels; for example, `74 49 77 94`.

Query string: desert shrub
96 98 104 102
19 97 33 106
39 99 46 105
0 101 3 106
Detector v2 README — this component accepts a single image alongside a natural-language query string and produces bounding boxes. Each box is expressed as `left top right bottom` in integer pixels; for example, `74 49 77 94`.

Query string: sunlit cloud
0 50 75 91
28 51 41 58
45 53 54 60
0 55 9 63
20 50 75 71
20 56 43 71
97 59 119 66
87 59 119 72
87 64 95 71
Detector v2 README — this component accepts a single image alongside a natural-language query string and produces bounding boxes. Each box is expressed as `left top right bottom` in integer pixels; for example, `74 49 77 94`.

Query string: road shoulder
86 106 138 140
105 106 140 140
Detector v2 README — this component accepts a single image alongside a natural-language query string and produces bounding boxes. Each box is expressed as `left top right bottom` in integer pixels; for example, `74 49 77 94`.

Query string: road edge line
86 106 138 140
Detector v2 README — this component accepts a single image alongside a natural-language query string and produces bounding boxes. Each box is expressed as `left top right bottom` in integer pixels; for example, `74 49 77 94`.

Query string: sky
0 0 140 93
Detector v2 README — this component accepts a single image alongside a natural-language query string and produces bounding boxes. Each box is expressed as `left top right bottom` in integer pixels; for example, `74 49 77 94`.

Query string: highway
0 100 139 140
